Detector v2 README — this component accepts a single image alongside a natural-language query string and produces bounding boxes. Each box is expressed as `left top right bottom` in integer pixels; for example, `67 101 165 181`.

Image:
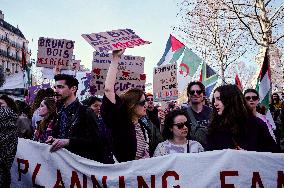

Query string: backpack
186 107 208 148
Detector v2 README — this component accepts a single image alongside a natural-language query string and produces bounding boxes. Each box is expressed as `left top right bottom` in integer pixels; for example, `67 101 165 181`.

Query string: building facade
0 10 30 76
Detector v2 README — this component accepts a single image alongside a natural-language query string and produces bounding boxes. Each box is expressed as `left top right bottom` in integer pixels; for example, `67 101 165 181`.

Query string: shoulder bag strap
187 107 198 128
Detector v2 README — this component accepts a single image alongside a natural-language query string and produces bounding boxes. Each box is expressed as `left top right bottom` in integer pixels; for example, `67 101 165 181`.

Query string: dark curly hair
186 81 205 97
162 109 189 140
209 84 252 140
0 95 18 114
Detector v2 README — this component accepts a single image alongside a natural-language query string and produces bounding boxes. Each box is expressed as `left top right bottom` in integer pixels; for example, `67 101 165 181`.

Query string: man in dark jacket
46 74 104 162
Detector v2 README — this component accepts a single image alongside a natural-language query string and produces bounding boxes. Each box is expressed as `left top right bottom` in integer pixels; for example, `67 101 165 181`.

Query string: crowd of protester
0 49 284 187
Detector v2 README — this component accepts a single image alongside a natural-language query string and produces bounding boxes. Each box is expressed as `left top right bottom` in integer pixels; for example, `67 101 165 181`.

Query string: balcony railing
0 49 21 62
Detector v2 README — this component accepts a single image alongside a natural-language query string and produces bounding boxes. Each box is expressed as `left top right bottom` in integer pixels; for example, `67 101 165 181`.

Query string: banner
91 67 146 95
82 29 151 52
37 37 75 69
153 63 178 101
93 51 145 73
11 139 284 187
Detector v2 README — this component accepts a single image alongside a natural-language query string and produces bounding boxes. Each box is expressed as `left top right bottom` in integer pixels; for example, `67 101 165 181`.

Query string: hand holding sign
113 49 125 60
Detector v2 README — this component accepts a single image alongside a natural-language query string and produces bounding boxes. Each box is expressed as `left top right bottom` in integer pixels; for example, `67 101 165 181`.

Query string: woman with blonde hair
101 49 149 162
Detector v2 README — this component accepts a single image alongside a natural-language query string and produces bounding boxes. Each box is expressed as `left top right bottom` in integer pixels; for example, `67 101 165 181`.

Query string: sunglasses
189 90 203 95
146 98 154 102
173 121 188 129
137 100 147 106
245 96 259 101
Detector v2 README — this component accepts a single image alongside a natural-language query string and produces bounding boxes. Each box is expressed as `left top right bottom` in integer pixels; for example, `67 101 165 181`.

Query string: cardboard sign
153 63 178 101
93 51 144 73
11 139 284 187
82 29 151 52
37 37 75 69
91 67 146 95
71 60 81 71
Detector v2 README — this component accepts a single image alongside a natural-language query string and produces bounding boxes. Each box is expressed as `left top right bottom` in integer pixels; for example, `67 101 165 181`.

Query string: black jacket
53 100 104 162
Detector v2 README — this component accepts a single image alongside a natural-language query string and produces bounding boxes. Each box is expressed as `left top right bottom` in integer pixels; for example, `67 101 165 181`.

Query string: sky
1 0 181 84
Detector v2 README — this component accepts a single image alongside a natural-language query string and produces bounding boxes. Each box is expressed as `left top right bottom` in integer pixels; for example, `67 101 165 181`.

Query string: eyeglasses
173 121 188 129
137 100 147 106
245 96 259 101
189 90 203 95
146 98 154 102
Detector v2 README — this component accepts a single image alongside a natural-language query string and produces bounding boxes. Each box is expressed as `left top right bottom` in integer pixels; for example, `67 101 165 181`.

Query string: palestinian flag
235 74 243 92
157 35 185 66
256 48 276 129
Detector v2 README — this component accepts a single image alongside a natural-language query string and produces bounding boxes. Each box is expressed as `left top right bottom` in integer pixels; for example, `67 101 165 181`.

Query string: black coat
207 116 278 152
53 100 104 162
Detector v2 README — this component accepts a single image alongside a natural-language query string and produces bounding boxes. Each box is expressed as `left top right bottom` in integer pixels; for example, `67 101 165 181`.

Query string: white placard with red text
91 67 146 95
93 51 145 73
11 139 284 188
82 29 151 52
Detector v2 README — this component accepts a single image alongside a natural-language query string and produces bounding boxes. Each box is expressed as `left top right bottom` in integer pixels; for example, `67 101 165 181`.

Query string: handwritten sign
37 37 75 69
91 67 146 95
28 83 51 104
93 51 144 73
82 29 151 52
71 60 81 71
153 63 178 101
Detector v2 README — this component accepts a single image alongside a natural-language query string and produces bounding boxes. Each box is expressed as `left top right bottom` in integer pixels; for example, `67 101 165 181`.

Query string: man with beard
182 81 212 149
46 74 105 162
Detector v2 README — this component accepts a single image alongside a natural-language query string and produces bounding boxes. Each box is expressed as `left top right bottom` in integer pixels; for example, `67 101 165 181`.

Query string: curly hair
186 81 206 97
209 84 252 140
162 109 189 140
0 95 19 114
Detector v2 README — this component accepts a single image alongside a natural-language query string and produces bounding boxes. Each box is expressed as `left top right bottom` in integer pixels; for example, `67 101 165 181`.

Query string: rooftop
0 18 26 39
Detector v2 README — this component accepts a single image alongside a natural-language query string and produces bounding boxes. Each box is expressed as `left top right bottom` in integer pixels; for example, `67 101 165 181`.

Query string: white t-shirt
153 140 204 157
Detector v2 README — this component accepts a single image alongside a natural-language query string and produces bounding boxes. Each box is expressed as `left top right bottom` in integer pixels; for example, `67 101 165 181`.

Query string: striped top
134 122 149 160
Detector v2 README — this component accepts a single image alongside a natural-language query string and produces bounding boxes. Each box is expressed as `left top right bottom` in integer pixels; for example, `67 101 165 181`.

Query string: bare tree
221 0 284 91
174 0 251 84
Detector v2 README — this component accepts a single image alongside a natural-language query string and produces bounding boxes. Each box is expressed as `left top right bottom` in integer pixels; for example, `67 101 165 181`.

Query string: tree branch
229 0 265 46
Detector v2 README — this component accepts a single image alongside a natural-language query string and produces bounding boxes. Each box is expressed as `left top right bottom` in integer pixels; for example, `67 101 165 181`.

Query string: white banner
11 139 284 188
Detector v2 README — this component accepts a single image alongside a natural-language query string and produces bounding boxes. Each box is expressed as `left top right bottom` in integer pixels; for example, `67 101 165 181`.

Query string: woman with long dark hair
207 85 278 152
101 49 149 162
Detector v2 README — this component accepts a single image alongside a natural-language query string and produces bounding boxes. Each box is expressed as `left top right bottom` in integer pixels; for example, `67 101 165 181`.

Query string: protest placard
36 37 75 69
153 63 178 101
82 29 151 52
91 67 146 95
11 138 284 188
92 51 144 73
28 83 51 104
